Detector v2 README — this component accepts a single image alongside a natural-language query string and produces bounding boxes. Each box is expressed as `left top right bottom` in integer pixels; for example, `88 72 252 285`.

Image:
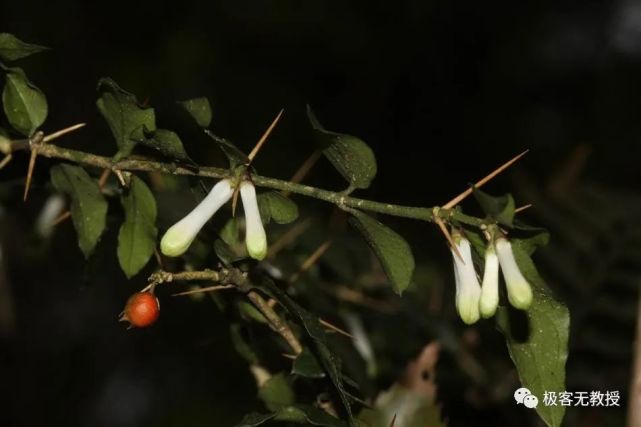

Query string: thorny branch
146 268 303 356
0 126 527 228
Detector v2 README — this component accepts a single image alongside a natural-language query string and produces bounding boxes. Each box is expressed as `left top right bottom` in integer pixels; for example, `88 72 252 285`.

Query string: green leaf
96 78 156 159
348 210 415 294
214 239 245 266
50 164 108 258
497 240 569 427
260 278 353 423
235 412 276 427
229 323 259 364
473 188 516 227
276 405 347 426
307 105 377 190
117 176 157 278
141 128 192 163
178 97 212 128
257 373 295 412
292 347 325 379
204 129 249 168
0 33 48 62
220 217 241 246
2 68 47 136
358 384 445 427
258 192 299 224
237 300 268 324
517 229 551 255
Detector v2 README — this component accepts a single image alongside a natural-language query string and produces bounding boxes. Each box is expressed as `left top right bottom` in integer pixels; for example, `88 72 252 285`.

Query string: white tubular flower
479 244 500 318
495 238 533 310
240 181 267 260
452 233 482 325
160 179 234 257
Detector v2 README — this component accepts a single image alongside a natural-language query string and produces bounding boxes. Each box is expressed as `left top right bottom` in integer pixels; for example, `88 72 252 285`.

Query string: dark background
2 1 641 426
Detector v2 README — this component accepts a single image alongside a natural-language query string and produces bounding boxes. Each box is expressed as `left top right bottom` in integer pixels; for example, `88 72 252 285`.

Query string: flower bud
240 181 267 260
160 179 233 257
451 233 481 325
495 238 533 310
479 244 500 318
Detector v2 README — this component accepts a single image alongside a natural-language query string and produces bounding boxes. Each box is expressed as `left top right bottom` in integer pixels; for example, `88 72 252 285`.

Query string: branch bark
147 268 303 356
5 137 485 226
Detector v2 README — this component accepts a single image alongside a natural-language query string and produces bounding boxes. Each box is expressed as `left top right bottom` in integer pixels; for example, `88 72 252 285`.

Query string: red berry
119 292 160 328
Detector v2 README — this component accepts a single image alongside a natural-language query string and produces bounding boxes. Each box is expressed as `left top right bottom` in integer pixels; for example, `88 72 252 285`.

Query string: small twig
0 154 12 170
288 239 333 283
42 123 86 143
23 132 45 201
324 284 399 313
51 210 71 226
434 215 462 261
319 318 353 339
442 150 529 209
247 290 303 355
248 109 284 162
114 169 127 187
153 248 164 270
98 168 111 189
514 204 532 214
267 217 314 259
282 150 322 197
145 269 303 355
172 284 235 296
231 186 240 216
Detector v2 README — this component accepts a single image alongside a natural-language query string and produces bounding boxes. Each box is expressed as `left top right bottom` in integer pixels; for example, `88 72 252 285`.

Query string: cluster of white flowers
160 178 267 260
451 229 533 324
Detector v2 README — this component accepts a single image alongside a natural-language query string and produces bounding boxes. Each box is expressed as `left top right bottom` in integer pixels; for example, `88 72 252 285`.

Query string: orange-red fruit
120 292 160 328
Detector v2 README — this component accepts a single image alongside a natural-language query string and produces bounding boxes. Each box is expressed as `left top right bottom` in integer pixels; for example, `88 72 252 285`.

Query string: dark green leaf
117 176 157 278
517 230 550 255
0 33 48 62
276 405 347 426
2 68 47 136
258 373 295 412
258 192 299 224
307 105 377 190
348 210 415 294
141 128 192 163
235 412 276 427
229 323 259 364
260 278 353 423
473 188 516 227
204 129 249 168
178 97 212 128
497 240 569 427
96 78 156 159
292 347 325 379
50 164 108 258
